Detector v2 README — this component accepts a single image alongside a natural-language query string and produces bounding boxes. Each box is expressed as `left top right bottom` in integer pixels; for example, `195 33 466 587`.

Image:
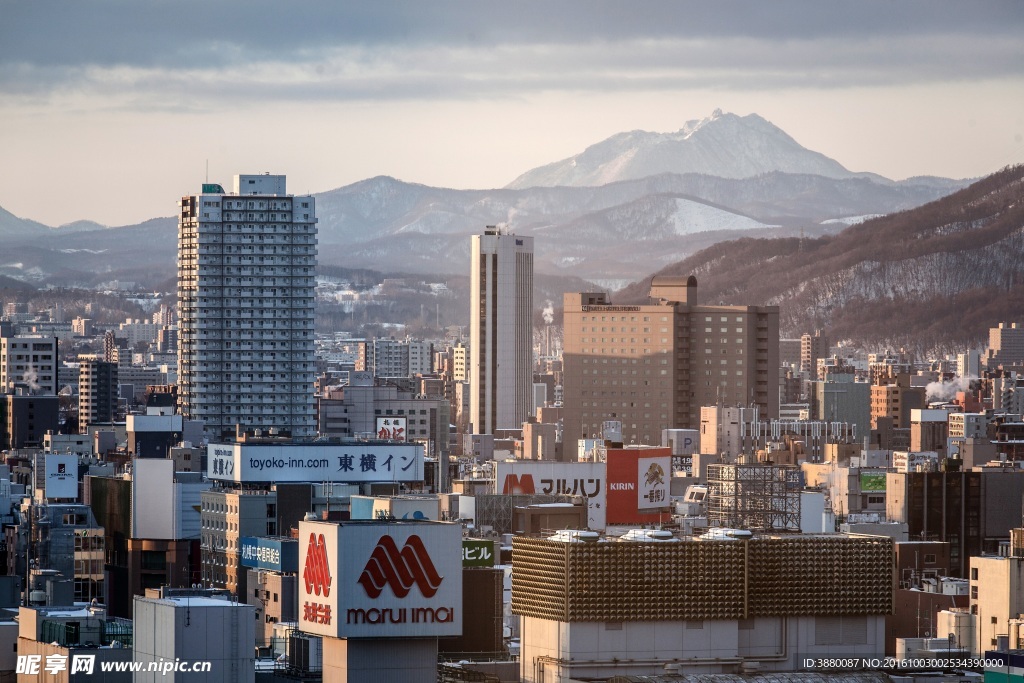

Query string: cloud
2 1 1022 108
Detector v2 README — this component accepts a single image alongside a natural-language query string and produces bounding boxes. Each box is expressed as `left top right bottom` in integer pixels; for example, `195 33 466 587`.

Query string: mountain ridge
615 165 1024 351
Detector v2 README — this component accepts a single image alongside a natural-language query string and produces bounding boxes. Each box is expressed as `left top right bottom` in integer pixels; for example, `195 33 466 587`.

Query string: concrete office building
470 227 534 434
2 394 59 449
317 379 450 458
886 470 1024 577
16 605 134 681
800 330 829 378
563 277 779 447
870 374 926 430
813 375 870 438
958 350 982 378
78 355 118 433
134 591 255 683
177 174 317 439
0 335 58 395
969 540 1024 656
356 338 434 379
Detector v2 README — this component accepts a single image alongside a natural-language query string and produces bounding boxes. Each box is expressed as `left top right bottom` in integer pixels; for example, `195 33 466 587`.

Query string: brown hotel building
563 276 778 447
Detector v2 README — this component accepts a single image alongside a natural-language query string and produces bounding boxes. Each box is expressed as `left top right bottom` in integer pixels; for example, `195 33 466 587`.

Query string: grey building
177 174 317 440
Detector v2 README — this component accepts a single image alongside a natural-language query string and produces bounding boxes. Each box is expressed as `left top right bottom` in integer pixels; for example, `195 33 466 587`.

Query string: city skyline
1 1 1022 227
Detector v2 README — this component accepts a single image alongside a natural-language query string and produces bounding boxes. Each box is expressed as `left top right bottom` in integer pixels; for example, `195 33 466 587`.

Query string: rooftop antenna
205 159 209 184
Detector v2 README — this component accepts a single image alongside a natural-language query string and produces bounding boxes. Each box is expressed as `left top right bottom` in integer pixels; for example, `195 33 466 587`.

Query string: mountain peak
507 111 857 190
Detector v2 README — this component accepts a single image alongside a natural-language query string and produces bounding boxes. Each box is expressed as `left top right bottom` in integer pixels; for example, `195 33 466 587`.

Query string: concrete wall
519 615 886 683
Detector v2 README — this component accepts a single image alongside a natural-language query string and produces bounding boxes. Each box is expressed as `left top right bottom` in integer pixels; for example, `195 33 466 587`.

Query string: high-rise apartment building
562 276 779 447
469 228 533 434
987 322 1024 369
800 330 829 378
177 174 317 440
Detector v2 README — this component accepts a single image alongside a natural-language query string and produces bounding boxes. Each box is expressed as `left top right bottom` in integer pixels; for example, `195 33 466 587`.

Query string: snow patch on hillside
820 214 883 226
670 199 775 235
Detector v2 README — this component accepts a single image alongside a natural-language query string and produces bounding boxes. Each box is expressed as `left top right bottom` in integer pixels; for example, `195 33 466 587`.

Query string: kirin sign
605 447 672 525
298 520 462 638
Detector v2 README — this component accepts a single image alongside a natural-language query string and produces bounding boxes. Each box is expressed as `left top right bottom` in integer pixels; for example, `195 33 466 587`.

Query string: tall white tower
178 174 317 439
469 227 533 434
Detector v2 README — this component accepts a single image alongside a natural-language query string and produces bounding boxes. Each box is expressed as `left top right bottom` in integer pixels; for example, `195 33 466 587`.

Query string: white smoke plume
926 376 976 403
21 367 40 393
542 300 554 325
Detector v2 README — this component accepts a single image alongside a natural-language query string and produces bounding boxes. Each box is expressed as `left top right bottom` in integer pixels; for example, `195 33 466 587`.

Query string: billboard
298 521 463 638
494 461 606 530
859 472 887 493
240 537 299 573
375 417 406 442
892 450 939 473
462 539 496 567
663 429 699 474
207 442 424 483
606 447 672 525
44 454 78 499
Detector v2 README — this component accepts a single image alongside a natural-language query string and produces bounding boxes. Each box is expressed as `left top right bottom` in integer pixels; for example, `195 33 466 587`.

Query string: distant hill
0 110 969 288
616 165 1024 352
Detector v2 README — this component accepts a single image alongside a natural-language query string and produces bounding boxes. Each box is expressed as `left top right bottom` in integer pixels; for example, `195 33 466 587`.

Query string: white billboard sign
298 521 462 638
375 417 407 442
495 461 606 530
207 443 424 483
637 455 671 510
44 454 78 499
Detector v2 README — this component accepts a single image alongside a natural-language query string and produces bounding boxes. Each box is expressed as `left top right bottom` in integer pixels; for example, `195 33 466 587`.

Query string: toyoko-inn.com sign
298 520 463 638
207 442 424 483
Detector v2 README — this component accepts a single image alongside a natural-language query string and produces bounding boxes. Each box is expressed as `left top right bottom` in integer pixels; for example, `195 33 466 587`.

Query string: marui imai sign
298 520 462 638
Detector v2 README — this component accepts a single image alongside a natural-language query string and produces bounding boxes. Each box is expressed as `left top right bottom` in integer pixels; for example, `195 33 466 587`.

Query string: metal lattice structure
511 535 894 622
706 464 802 531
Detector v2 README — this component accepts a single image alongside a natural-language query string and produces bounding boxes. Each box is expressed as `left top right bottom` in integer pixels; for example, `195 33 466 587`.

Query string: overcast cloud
4 1 1022 102
1 1 1022 226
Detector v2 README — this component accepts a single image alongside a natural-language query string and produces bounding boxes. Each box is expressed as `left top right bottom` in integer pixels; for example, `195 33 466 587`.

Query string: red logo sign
357 535 443 598
303 533 332 597
501 473 535 495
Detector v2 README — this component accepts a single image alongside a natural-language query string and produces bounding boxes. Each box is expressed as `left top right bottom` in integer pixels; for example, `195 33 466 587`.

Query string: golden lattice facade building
562 276 779 447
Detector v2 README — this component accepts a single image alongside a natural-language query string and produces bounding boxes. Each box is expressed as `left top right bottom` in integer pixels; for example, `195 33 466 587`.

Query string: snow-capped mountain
0 110 970 287
507 109 881 189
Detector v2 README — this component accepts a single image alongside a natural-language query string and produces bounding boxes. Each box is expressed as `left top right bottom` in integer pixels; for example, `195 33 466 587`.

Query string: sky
1 1 1022 227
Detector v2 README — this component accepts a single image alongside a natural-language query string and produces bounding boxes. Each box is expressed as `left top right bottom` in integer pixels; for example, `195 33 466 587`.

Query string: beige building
987 322 1024 369
562 276 778 448
969 545 1024 655
800 330 828 378
870 374 926 430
